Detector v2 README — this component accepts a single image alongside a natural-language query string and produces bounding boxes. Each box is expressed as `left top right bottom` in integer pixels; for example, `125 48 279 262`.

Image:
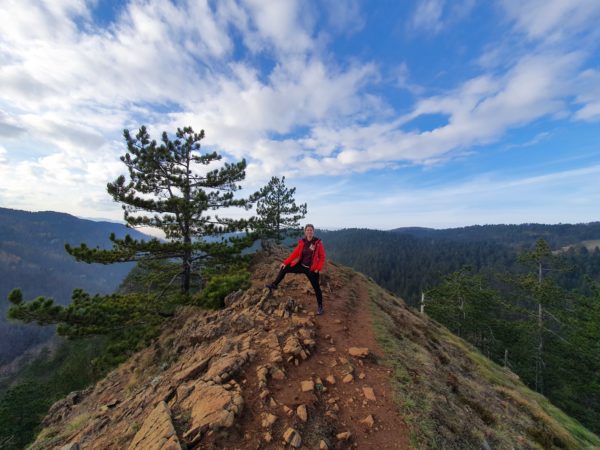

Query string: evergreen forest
322 225 600 434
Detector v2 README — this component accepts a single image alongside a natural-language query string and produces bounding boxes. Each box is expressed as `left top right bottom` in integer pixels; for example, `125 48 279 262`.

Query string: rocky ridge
30 247 408 449
29 246 599 450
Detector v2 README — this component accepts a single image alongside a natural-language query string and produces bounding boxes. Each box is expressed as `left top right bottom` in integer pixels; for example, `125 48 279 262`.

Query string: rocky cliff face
29 248 598 449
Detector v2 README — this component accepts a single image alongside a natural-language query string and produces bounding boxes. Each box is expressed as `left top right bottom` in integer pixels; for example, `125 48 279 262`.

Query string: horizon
2 205 599 234
1 1 599 229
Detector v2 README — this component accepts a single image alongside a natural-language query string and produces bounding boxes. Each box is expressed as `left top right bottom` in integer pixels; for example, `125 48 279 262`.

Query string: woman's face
305 226 314 240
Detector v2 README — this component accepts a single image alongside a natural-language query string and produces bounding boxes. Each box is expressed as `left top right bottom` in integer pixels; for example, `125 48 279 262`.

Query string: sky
1 0 599 230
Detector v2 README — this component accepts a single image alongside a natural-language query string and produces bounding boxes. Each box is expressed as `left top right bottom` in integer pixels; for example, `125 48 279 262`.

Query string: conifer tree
6 126 257 364
425 266 503 356
66 125 254 294
516 239 567 393
254 176 307 243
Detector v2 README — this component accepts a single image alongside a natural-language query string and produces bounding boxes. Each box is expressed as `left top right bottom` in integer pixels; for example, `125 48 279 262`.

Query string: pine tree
425 266 503 356
254 176 307 243
6 126 257 365
516 239 567 393
66 126 255 294
553 283 600 431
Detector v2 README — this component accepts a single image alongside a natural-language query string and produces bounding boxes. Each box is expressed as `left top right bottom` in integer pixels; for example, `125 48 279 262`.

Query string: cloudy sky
1 0 599 229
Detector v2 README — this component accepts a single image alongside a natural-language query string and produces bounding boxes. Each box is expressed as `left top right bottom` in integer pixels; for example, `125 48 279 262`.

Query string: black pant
272 264 323 307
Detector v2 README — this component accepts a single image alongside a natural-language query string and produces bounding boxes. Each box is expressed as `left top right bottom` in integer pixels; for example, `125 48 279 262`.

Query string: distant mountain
390 222 600 248
387 226 435 237
0 207 148 365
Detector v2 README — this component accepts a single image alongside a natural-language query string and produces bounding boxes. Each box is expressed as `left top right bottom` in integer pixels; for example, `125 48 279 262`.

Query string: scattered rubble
28 248 410 450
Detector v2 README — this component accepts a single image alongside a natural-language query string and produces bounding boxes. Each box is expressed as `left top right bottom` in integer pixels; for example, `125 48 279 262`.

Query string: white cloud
409 0 475 35
283 51 584 176
0 110 26 138
0 0 599 226
0 0 383 218
574 69 600 121
0 141 124 219
322 0 365 35
500 0 600 44
411 0 445 34
242 0 314 54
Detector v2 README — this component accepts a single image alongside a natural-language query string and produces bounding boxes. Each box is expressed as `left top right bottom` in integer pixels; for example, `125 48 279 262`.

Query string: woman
266 224 326 315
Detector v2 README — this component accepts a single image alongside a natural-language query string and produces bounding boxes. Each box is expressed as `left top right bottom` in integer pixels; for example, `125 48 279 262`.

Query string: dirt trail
205 255 411 449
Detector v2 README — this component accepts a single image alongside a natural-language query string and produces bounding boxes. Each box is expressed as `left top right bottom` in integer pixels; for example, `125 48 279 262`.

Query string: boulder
362 387 376 401
283 427 302 448
301 380 314 392
127 401 181 450
297 404 308 422
336 431 351 441
181 382 243 443
261 413 277 428
348 347 369 358
361 414 375 428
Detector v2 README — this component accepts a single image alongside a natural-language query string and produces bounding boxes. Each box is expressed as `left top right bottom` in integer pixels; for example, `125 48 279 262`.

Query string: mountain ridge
27 247 600 450
0 207 148 368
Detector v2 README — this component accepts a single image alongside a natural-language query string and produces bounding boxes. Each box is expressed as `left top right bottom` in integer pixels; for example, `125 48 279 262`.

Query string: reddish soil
204 257 411 450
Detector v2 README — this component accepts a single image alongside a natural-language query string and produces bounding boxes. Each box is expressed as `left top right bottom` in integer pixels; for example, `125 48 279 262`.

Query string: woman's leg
270 264 303 287
305 269 323 309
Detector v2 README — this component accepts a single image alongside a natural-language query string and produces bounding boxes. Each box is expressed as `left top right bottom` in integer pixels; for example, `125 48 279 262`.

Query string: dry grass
26 412 92 450
366 278 600 450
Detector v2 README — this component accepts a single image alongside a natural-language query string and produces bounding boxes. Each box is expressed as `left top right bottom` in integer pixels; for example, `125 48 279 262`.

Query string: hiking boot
317 305 324 315
265 283 277 292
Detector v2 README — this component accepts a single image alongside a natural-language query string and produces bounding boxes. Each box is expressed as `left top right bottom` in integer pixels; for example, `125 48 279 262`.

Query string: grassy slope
559 240 600 253
358 269 600 450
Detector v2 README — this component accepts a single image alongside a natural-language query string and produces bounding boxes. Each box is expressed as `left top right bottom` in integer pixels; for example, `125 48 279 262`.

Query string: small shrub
194 270 250 309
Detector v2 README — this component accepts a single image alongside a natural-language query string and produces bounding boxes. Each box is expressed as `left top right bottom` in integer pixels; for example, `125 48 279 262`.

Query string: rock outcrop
29 248 406 449
28 247 599 450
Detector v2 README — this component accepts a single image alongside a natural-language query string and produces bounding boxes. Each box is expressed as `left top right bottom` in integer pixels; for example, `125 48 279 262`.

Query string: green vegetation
368 288 435 448
7 125 259 369
367 278 600 449
446 330 600 450
193 262 251 309
253 175 307 243
0 338 107 450
422 241 600 434
326 228 600 434
0 207 141 365
323 226 600 306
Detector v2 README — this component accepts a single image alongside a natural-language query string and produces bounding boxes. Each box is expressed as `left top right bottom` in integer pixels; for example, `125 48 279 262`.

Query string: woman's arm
283 240 303 266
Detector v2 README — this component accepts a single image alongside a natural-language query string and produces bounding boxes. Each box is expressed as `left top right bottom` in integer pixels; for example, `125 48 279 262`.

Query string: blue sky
0 0 599 230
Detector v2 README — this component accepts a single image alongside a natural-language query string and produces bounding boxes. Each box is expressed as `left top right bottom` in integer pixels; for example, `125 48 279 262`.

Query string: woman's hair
304 224 315 231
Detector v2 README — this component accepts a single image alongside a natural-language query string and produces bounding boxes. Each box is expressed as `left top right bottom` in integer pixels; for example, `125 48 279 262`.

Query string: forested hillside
323 225 600 306
392 222 600 248
322 224 600 434
322 228 518 306
0 208 145 366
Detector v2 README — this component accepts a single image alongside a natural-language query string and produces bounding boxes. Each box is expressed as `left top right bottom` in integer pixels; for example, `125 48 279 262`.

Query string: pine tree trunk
536 261 543 393
183 252 191 294
182 154 192 294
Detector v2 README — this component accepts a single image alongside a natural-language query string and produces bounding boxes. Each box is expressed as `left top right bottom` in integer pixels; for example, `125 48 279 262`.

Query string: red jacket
284 238 326 272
